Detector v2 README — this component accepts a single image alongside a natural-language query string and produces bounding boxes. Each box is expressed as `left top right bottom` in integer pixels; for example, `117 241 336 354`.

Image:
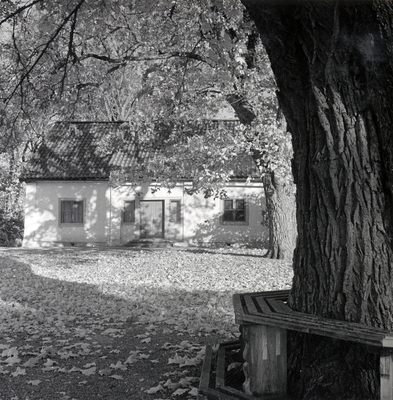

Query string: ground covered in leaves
0 247 292 400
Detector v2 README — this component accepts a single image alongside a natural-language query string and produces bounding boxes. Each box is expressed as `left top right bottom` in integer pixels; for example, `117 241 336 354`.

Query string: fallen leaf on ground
110 374 123 380
11 367 26 377
27 379 41 386
81 366 96 375
172 388 189 396
145 384 164 394
0 249 291 400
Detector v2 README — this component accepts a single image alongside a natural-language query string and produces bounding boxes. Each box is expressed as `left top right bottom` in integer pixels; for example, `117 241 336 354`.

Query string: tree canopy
0 0 293 199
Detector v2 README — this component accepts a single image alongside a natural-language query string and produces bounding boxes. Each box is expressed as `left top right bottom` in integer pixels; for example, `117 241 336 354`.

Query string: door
139 200 164 239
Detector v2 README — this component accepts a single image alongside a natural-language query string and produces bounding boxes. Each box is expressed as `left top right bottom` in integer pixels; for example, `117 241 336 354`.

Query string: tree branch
60 6 79 94
0 0 42 27
5 0 86 104
226 93 257 125
81 51 207 65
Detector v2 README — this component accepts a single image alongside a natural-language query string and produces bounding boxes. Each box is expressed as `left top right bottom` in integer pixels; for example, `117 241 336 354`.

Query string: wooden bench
233 289 393 400
198 341 287 400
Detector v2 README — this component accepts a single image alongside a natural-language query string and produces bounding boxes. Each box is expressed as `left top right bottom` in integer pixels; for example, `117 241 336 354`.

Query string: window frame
123 200 136 224
169 199 182 223
59 199 85 226
221 198 248 225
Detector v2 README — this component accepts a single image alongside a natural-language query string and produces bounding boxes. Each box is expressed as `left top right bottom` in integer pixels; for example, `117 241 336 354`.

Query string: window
169 200 181 223
123 200 136 223
223 199 246 223
60 200 84 224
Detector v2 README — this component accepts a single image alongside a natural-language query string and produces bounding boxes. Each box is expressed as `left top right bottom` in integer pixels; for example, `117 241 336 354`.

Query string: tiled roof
20 121 125 180
20 120 259 181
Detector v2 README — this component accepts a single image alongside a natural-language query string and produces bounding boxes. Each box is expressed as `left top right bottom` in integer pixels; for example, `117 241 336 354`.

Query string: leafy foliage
0 153 24 246
0 0 292 192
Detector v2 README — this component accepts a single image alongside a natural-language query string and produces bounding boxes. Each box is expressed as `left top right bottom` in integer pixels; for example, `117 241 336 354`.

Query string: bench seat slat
233 294 243 320
236 289 291 298
234 291 393 349
199 387 239 399
237 307 388 336
266 298 294 314
253 295 272 314
236 312 390 348
244 294 260 315
199 345 213 392
216 346 226 388
240 306 388 336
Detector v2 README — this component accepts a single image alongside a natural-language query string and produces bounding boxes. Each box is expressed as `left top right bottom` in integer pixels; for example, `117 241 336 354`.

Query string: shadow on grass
0 253 241 399
183 247 268 259
0 250 236 333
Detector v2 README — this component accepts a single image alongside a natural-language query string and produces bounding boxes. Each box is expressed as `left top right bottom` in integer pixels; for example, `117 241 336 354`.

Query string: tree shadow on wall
191 214 268 248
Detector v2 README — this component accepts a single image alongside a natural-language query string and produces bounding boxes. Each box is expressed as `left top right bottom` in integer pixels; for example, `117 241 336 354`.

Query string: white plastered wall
23 180 110 247
23 180 268 247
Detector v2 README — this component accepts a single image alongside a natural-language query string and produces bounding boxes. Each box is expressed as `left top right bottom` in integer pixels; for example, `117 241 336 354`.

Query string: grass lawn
0 247 292 400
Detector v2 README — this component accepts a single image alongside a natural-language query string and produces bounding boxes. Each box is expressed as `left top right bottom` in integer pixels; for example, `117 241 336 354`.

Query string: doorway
139 200 164 239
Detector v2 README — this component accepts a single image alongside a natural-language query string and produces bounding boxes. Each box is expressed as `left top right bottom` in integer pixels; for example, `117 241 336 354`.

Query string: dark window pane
61 200 83 223
170 200 181 223
124 200 135 222
223 199 246 222
224 200 233 210
223 200 234 221
235 200 245 221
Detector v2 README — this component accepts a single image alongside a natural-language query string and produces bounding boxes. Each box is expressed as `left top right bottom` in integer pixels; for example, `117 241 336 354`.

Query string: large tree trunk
242 0 393 398
263 172 296 259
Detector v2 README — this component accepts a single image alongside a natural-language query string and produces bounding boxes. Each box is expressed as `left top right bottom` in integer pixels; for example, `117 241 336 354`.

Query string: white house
20 121 267 248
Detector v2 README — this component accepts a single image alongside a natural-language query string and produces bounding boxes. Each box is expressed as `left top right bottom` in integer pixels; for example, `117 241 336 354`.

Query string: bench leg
381 353 393 400
241 324 287 396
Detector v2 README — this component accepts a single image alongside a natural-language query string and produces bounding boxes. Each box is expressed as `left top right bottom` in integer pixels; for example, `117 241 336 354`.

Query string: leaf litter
0 247 292 399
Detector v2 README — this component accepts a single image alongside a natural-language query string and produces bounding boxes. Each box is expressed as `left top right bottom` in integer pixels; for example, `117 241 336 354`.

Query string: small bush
0 210 24 247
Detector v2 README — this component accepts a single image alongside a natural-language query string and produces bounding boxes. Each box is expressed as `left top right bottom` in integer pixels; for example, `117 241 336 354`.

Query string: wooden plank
253 295 272 314
233 294 243 320
219 385 263 399
220 385 289 399
263 311 387 339
235 290 393 349
199 387 239 400
220 341 241 351
383 337 393 349
242 325 287 397
243 295 259 315
238 289 291 298
237 312 387 348
381 354 393 400
199 345 213 392
265 298 294 314
216 346 226 388
237 291 387 334
236 300 387 335
239 311 386 340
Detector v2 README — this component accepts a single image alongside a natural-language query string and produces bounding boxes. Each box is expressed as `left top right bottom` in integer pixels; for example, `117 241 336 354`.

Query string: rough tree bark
227 93 296 259
242 0 393 398
263 172 296 259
